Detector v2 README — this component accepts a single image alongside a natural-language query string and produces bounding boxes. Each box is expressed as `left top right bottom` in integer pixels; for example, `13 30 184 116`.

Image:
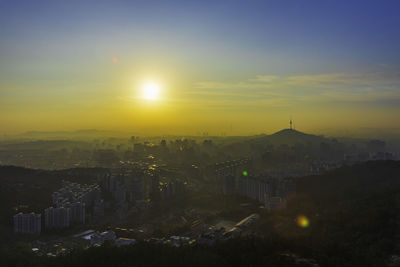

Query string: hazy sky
1 0 399 137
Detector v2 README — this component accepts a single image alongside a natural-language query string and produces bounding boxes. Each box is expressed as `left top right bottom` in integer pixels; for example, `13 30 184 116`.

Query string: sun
142 82 160 101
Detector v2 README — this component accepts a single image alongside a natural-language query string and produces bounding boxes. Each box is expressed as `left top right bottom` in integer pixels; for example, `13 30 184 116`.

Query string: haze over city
2 1 400 267
1 0 399 137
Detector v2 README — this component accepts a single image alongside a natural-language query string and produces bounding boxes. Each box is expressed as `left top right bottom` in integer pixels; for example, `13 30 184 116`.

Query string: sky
0 0 399 137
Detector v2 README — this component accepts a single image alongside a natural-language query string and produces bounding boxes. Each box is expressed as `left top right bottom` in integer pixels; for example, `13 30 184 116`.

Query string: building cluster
308 160 342 174
14 180 103 234
198 214 260 245
101 169 145 205
148 170 188 202
344 151 398 163
101 168 188 207
222 175 296 210
214 158 251 179
45 180 101 229
158 180 187 200
52 180 101 209
145 235 195 247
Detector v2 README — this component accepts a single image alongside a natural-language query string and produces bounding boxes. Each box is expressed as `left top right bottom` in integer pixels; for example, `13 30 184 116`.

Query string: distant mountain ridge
11 129 128 140
23 129 100 135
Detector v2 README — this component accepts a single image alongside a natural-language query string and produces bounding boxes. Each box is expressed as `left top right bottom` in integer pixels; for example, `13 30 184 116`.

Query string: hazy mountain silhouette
13 129 126 140
249 128 326 146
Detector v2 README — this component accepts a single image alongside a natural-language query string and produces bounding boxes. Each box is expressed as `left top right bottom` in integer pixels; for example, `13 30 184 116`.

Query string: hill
250 128 326 146
255 160 400 266
219 128 328 158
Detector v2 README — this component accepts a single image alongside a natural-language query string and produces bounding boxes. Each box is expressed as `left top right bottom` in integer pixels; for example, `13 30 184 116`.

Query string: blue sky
2 0 399 74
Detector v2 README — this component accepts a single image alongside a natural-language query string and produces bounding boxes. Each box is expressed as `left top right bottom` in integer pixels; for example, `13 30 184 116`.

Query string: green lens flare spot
296 215 310 228
243 171 248 176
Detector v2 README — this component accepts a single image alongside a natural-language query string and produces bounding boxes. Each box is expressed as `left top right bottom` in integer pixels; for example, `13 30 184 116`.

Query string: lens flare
296 215 309 228
243 171 248 176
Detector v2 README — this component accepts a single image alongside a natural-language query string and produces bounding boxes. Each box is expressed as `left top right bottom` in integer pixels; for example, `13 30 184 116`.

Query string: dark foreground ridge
1 161 400 266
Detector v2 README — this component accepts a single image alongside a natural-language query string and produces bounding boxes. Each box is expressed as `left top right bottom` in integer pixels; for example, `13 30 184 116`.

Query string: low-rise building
90 230 116 246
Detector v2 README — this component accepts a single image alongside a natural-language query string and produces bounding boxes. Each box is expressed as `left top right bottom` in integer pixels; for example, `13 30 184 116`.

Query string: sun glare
142 82 160 101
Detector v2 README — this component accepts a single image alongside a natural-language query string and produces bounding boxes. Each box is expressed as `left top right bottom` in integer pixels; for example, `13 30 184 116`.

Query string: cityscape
1 1 400 266
2 122 400 266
